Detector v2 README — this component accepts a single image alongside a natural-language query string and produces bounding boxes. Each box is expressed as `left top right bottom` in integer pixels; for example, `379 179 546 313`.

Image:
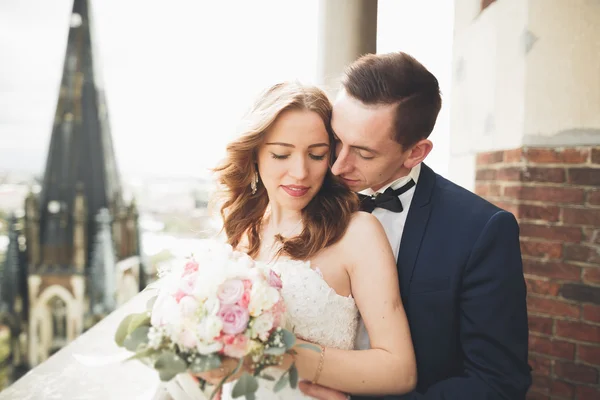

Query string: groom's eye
270 153 289 160
356 149 375 160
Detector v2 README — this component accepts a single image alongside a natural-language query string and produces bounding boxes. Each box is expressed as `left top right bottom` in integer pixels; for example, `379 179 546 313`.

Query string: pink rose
267 270 283 289
237 291 251 308
174 289 187 303
179 271 199 296
218 304 249 335
221 334 249 358
218 279 244 305
183 260 199 276
243 279 253 290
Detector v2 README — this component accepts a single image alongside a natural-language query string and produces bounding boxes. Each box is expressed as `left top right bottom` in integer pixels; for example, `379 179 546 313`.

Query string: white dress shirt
361 163 421 260
355 163 421 350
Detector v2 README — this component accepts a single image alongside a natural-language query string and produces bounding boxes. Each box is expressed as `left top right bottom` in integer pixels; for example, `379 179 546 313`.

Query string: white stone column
316 0 378 96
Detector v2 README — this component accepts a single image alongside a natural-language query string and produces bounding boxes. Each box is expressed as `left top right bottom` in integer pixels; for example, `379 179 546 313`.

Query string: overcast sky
0 0 453 179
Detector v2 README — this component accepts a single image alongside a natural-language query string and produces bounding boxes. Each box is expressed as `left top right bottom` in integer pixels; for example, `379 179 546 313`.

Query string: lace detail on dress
268 260 358 350
222 259 359 400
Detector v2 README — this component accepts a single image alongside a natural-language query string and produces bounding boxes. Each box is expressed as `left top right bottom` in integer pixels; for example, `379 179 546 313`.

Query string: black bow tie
358 179 415 213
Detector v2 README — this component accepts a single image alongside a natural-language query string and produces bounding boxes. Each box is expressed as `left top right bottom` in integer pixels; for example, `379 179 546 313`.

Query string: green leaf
158 368 179 382
296 343 321 352
128 312 151 335
146 295 158 311
281 329 296 349
289 364 298 389
125 346 157 362
154 351 187 382
245 393 255 400
189 354 222 373
115 314 135 347
124 326 150 352
273 373 289 393
259 374 275 381
231 373 259 398
263 346 286 356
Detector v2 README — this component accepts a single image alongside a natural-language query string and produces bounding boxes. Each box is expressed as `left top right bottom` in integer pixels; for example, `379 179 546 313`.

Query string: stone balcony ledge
0 290 165 400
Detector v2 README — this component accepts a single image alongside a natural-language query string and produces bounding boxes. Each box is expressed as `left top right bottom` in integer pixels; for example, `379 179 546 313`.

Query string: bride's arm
289 212 416 396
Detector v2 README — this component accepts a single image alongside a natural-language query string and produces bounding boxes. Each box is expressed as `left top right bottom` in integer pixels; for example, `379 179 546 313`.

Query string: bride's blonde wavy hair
213 82 359 260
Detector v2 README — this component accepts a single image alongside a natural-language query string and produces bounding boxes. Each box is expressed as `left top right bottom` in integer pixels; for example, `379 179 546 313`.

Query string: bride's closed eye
270 153 328 161
309 153 327 161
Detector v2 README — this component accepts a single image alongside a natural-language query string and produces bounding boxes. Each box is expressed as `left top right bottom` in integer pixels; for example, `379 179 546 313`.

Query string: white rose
196 341 223 355
179 296 200 318
151 291 181 328
248 282 280 317
196 315 223 342
251 313 275 342
203 297 221 316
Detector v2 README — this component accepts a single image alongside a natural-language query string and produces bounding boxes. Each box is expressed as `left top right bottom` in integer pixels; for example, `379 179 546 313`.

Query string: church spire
37 0 122 269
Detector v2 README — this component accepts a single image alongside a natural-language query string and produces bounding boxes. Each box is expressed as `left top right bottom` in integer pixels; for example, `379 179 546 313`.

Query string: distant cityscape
0 168 222 254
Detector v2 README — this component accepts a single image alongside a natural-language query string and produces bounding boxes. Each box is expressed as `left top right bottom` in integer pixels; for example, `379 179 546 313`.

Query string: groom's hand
298 381 350 400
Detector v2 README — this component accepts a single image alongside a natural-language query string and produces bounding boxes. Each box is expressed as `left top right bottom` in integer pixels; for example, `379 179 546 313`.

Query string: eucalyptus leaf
124 326 150 352
289 364 298 389
127 312 151 335
115 314 135 347
231 373 259 398
245 393 255 400
146 295 158 311
263 346 286 356
273 373 289 392
158 368 179 382
296 343 321 352
189 354 222 373
126 346 157 362
281 329 296 349
154 351 187 382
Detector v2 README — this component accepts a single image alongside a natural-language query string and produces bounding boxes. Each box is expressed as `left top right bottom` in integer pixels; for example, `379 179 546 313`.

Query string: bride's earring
251 169 259 194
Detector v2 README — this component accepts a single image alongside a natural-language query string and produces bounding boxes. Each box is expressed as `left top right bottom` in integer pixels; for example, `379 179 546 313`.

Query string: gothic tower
23 0 144 367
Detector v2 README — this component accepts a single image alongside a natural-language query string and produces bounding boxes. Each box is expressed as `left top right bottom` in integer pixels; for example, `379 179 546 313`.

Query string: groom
300 52 532 399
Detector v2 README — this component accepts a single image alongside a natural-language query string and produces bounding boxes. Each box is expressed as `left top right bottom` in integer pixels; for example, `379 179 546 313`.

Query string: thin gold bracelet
312 345 326 384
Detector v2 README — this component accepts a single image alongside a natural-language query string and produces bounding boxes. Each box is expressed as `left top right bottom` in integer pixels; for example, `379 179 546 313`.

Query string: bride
204 82 416 399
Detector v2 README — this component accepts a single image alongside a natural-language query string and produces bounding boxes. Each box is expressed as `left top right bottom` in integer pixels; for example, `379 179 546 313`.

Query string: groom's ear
403 139 433 169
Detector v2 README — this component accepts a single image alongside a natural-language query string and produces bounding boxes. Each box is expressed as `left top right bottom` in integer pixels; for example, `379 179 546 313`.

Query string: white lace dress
221 259 359 399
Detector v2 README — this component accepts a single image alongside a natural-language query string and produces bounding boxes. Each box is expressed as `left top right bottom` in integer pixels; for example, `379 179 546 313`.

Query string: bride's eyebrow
265 142 294 147
265 142 330 149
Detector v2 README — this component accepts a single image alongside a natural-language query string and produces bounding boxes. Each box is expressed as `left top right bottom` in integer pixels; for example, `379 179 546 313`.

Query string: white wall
377 0 455 178
450 0 600 190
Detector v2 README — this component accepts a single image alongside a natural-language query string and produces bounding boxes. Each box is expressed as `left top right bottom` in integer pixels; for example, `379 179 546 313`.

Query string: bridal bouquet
114 240 310 399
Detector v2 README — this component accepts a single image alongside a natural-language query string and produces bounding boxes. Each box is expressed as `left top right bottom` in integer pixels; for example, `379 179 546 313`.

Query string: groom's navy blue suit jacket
355 164 531 400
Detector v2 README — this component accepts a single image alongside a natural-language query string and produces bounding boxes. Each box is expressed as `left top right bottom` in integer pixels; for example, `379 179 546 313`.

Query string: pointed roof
38 0 122 266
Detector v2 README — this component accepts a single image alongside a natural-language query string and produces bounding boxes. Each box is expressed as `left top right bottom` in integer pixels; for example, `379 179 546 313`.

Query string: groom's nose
331 150 352 176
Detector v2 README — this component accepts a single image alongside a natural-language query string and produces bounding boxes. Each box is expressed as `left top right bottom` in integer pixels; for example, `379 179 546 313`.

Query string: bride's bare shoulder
339 211 387 247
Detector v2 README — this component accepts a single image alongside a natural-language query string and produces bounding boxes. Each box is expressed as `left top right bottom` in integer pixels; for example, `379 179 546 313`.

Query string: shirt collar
361 163 421 196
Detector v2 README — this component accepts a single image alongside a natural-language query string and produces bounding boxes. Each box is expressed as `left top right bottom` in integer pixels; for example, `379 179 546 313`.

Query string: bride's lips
281 185 310 197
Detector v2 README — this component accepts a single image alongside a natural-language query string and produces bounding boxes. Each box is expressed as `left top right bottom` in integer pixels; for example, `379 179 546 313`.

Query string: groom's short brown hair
341 52 442 148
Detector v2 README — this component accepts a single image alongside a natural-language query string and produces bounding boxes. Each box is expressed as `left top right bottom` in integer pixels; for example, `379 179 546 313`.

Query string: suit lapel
397 163 436 298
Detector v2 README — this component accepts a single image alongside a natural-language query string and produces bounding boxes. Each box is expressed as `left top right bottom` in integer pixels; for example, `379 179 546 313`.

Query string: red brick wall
476 147 600 399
